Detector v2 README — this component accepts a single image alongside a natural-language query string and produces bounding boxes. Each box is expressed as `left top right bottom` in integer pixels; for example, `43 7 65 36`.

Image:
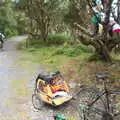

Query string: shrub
46 34 72 45
17 40 26 50
53 45 91 57
4 28 18 37
28 34 72 46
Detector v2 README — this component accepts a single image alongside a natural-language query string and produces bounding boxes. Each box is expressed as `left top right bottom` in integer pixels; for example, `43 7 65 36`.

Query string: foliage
28 34 72 46
0 0 17 36
18 38 91 58
15 11 28 35
17 0 70 40
46 34 72 45
53 45 91 57
1 0 120 62
65 0 120 62
0 0 27 37
19 40 120 88
17 39 26 50
18 43 91 74
64 0 88 26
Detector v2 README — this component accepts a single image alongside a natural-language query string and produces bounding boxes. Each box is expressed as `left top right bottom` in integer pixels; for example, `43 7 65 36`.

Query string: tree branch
74 23 91 36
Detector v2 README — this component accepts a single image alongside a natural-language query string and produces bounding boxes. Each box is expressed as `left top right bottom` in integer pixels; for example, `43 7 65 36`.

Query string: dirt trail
0 36 54 120
0 36 80 120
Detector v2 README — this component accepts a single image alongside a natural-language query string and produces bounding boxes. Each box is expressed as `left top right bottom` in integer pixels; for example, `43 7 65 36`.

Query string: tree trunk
41 24 48 42
96 44 112 62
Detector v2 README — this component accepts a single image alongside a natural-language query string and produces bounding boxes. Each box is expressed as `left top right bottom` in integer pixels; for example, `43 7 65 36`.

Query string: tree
17 0 68 41
66 0 120 62
0 0 18 36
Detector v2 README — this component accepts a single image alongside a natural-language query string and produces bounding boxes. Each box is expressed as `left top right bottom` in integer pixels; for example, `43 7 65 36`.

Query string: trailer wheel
32 94 44 110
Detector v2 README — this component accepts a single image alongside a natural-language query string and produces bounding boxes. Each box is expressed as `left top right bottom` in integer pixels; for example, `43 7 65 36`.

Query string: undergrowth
28 34 73 46
17 37 120 88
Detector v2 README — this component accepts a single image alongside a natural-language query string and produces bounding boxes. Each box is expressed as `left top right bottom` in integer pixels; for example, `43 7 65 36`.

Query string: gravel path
0 36 54 120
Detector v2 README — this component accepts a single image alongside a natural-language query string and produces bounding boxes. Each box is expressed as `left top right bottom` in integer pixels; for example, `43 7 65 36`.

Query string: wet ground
0 36 54 120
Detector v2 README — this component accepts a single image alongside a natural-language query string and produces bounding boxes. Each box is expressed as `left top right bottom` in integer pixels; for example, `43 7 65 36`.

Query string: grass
19 44 91 73
14 39 120 120
17 38 120 88
112 53 120 61
28 34 73 46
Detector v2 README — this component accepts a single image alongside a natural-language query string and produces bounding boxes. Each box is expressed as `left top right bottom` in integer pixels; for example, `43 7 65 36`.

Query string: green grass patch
20 44 91 72
112 53 120 61
53 45 91 57
17 39 120 90
28 34 73 46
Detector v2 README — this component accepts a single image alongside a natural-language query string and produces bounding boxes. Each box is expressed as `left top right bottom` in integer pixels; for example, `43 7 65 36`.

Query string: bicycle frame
87 89 120 117
79 74 120 120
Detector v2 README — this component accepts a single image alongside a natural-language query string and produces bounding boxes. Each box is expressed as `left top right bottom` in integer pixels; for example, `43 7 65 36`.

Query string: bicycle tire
110 92 120 120
76 87 106 120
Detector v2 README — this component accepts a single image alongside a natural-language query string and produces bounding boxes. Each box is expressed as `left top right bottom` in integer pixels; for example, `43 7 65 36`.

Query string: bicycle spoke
76 87 106 120
110 93 120 120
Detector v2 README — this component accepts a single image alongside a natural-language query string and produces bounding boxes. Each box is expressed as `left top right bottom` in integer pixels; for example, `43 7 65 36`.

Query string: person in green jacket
91 0 102 36
91 13 101 36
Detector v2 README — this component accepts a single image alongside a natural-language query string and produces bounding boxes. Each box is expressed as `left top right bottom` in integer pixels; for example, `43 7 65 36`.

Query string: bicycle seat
96 74 110 79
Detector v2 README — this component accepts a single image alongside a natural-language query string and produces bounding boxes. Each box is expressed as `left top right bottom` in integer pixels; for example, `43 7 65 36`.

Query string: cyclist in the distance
0 32 5 48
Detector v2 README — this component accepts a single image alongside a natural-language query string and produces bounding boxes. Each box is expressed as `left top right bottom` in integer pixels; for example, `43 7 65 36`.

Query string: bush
28 34 72 46
28 39 43 46
17 40 26 50
46 34 72 45
4 28 18 37
53 45 91 57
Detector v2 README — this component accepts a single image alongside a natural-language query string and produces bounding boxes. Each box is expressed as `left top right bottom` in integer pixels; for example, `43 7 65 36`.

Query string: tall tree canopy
0 0 17 36
0 0 26 36
17 0 69 40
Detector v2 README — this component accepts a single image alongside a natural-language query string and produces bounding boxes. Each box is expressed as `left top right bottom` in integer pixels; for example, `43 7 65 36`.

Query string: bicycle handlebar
96 73 110 80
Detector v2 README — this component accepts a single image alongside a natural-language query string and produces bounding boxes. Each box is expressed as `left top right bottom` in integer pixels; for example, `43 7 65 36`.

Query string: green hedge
46 34 72 45
29 34 72 46
53 45 91 57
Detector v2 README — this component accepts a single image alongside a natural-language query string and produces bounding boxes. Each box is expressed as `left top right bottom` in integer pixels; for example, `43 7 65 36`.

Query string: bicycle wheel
76 87 106 120
110 92 120 120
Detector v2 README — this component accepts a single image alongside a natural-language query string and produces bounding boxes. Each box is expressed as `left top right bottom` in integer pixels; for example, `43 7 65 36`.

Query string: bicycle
0 32 5 49
0 40 3 49
76 73 120 120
